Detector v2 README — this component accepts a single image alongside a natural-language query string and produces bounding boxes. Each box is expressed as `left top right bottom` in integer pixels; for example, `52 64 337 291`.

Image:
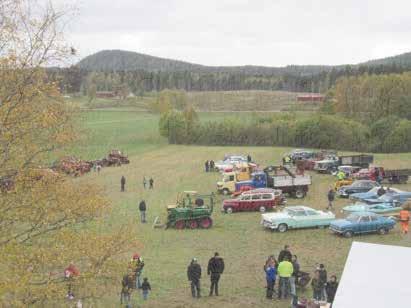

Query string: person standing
377 186 386 196
247 154 252 162
325 275 339 304
327 187 335 210
278 245 292 263
277 256 293 299
121 176 126 192
149 177 154 189
141 277 151 301
265 259 277 299
187 258 202 298
139 200 147 223
143 177 147 190
311 270 323 301
318 264 328 300
209 160 215 171
120 271 133 304
290 255 300 296
205 160 209 172
96 164 101 173
399 209 410 234
207 252 225 296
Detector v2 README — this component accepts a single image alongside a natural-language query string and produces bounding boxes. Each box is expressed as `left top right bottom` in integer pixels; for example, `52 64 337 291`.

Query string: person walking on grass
290 255 300 296
149 177 154 189
187 258 202 298
139 200 147 223
205 160 209 172
277 255 293 299
143 176 147 189
120 271 134 304
207 252 225 296
141 277 151 301
326 275 339 304
327 187 335 210
121 176 126 192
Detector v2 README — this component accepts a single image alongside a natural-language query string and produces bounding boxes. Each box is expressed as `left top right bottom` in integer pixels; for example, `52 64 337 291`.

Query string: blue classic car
349 187 401 202
363 191 411 205
330 212 396 238
342 202 402 215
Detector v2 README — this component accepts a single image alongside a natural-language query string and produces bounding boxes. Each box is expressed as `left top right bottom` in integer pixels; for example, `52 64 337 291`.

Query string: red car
222 188 285 214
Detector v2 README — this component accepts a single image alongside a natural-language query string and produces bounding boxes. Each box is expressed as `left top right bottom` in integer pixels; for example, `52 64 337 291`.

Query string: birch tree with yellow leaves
0 1 138 305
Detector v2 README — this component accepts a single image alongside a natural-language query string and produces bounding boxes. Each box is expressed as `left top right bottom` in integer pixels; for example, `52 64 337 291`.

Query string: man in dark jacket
377 186 386 196
207 252 225 296
187 258 201 298
121 176 126 192
327 187 335 210
205 160 209 172
139 200 147 223
278 245 292 263
325 275 338 304
149 177 154 189
318 264 328 300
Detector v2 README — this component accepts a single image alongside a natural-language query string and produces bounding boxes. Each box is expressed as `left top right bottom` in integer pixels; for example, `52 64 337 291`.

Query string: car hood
261 212 290 221
330 219 353 228
343 203 369 212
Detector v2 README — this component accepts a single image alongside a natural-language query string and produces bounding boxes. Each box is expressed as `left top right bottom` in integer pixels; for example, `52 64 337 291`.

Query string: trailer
338 155 373 168
354 167 411 184
383 169 411 184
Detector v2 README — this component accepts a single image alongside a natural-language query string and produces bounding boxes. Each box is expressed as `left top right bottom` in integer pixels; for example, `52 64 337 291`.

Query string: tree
0 1 138 305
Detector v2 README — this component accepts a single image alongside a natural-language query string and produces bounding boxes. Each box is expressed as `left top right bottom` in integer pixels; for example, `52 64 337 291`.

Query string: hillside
77 49 333 76
362 51 411 67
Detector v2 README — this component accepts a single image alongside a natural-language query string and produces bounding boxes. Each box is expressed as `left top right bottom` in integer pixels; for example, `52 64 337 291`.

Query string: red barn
297 94 325 102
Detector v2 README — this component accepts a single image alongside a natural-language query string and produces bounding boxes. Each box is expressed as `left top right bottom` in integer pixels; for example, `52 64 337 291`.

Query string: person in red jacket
399 210 410 234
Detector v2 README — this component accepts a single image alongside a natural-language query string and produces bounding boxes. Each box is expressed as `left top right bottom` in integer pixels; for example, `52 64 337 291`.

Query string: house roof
333 241 411 308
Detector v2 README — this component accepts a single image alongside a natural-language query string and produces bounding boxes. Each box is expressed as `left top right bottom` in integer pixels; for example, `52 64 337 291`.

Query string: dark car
336 180 379 198
330 212 396 238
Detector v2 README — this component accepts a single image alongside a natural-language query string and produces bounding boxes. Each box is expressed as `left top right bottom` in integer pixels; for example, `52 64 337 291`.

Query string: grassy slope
71 110 411 308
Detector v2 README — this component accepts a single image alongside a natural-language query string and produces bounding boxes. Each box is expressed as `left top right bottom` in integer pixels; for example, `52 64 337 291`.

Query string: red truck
353 167 411 184
222 188 285 214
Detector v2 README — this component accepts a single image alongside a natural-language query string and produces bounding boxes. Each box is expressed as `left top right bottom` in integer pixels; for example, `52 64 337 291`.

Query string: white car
214 156 248 172
261 206 335 232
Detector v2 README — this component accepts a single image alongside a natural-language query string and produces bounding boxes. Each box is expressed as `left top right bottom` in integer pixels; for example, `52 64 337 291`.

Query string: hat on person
132 253 140 260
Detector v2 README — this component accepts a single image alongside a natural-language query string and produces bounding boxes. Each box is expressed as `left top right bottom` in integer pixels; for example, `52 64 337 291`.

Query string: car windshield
346 214 360 222
286 209 306 216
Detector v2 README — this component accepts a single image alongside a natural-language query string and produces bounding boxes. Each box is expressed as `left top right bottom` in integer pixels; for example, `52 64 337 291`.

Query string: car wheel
378 227 388 235
295 188 305 199
226 207 233 214
343 230 353 238
222 188 229 195
259 206 266 213
278 224 288 233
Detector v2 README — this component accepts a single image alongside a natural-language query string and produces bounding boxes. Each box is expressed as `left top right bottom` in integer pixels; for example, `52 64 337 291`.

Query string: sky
57 0 411 67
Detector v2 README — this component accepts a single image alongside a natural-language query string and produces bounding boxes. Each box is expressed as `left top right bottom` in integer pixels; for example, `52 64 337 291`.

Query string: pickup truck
235 167 311 198
353 167 410 184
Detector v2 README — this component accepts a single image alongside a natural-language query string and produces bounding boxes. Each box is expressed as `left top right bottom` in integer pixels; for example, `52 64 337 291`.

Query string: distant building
333 241 411 308
297 94 325 102
96 91 116 98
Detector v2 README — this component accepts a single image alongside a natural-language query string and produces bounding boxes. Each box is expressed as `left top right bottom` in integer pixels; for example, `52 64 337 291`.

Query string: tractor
166 191 215 230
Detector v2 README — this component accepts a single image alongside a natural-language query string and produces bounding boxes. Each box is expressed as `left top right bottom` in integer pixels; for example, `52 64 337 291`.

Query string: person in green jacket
337 170 345 180
277 256 293 299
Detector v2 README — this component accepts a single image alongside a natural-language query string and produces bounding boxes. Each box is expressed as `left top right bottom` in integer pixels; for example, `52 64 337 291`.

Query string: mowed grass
72 110 411 308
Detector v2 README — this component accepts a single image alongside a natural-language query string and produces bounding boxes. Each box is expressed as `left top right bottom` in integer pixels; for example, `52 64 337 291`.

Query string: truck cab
217 172 237 195
235 172 267 192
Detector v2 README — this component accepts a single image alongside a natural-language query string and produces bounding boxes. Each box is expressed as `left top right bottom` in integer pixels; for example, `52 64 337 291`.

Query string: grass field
70 109 411 308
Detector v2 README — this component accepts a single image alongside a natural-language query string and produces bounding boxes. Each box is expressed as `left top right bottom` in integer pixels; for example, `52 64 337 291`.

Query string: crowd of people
264 245 339 307
121 253 150 306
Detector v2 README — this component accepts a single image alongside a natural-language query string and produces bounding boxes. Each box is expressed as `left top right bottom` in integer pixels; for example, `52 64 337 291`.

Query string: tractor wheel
175 220 185 230
188 220 198 229
200 217 213 229
295 188 306 199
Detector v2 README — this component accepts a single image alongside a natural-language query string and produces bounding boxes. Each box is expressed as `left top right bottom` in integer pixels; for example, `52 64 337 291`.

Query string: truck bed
271 175 312 187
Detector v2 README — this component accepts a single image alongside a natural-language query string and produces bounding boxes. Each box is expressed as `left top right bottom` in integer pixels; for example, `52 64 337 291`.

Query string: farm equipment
235 166 312 198
52 156 93 177
166 191 215 229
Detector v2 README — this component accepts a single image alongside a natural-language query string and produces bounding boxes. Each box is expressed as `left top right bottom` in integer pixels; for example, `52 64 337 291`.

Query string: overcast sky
60 0 411 67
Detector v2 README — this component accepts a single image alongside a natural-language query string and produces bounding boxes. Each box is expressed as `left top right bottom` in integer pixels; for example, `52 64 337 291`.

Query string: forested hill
362 52 411 67
76 49 334 76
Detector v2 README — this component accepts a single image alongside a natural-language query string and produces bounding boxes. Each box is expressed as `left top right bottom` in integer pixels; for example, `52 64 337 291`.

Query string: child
311 270 323 301
141 277 151 300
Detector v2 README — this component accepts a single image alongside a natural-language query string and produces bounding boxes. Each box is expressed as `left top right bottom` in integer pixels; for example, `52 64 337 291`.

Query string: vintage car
332 165 361 177
349 187 402 201
222 188 284 213
363 191 411 205
336 180 379 198
330 212 396 238
342 201 403 215
313 157 339 173
261 206 335 232
214 156 248 172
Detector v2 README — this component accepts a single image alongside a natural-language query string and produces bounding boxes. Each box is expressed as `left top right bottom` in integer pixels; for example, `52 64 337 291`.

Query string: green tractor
166 191 215 229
